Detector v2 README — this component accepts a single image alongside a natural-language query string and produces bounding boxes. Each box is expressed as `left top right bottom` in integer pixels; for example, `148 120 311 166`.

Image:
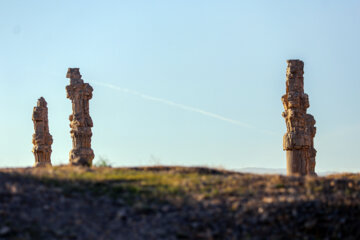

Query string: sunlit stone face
282 60 317 176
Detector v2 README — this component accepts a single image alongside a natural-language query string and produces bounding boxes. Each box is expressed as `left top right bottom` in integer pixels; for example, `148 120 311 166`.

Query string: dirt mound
0 167 359 239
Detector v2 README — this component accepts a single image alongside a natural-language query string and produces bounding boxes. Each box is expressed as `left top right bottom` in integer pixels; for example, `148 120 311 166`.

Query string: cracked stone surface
66 68 94 167
282 60 317 176
32 97 53 167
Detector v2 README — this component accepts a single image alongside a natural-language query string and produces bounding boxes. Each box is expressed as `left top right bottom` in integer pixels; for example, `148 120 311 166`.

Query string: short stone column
305 114 317 175
32 97 53 167
281 60 317 176
66 68 94 166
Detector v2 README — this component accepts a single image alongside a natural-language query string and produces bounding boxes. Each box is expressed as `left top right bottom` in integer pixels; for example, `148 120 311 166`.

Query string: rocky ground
0 166 359 240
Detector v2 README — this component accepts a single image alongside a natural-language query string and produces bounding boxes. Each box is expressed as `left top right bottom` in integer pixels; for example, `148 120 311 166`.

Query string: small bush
94 156 112 167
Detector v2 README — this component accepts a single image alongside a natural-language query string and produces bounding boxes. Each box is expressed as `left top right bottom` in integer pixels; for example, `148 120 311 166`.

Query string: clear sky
0 0 359 172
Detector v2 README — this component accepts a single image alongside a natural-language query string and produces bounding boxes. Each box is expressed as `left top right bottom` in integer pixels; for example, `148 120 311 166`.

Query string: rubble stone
32 97 53 167
282 60 317 176
66 68 94 166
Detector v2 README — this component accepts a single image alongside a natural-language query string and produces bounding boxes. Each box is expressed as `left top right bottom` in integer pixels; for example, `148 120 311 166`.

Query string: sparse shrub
94 156 112 167
149 154 162 165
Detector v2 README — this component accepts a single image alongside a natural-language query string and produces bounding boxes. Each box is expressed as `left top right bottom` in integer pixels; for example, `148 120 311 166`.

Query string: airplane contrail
94 81 276 135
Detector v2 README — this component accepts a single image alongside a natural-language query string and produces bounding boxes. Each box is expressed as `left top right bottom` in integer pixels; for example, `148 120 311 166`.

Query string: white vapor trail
94 81 275 135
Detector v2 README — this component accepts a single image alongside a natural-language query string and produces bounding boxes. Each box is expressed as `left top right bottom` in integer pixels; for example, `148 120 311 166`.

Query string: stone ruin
66 68 95 166
29 63 318 173
32 97 53 167
282 60 317 176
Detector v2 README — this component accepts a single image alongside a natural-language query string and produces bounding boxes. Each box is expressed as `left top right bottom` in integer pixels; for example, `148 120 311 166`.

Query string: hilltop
0 166 359 239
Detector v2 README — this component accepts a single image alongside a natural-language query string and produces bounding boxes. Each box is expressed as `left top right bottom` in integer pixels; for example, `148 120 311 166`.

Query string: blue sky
0 1 359 172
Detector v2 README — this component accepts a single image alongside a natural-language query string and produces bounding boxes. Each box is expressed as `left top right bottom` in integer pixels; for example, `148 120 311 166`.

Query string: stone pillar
66 68 94 166
32 97 53 167
305 114 317 175
281 60 316 176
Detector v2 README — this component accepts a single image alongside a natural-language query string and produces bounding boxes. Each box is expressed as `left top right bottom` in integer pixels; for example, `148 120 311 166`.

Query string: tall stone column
66 68 94 166
32 97 53 167
281 60 317 176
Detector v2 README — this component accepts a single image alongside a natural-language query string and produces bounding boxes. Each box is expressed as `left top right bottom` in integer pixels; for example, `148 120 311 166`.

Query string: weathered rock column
66 68 94 166
32 97 53 167
281 60 317 176
305 114 317 175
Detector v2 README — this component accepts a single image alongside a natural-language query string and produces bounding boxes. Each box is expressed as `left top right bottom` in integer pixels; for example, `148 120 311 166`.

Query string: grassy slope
0 166 360 239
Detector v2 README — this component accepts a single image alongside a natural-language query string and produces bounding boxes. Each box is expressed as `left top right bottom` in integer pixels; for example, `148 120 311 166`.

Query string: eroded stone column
282 60 316 176
66 68 94 166
32 97 53 167
305 114 317 175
